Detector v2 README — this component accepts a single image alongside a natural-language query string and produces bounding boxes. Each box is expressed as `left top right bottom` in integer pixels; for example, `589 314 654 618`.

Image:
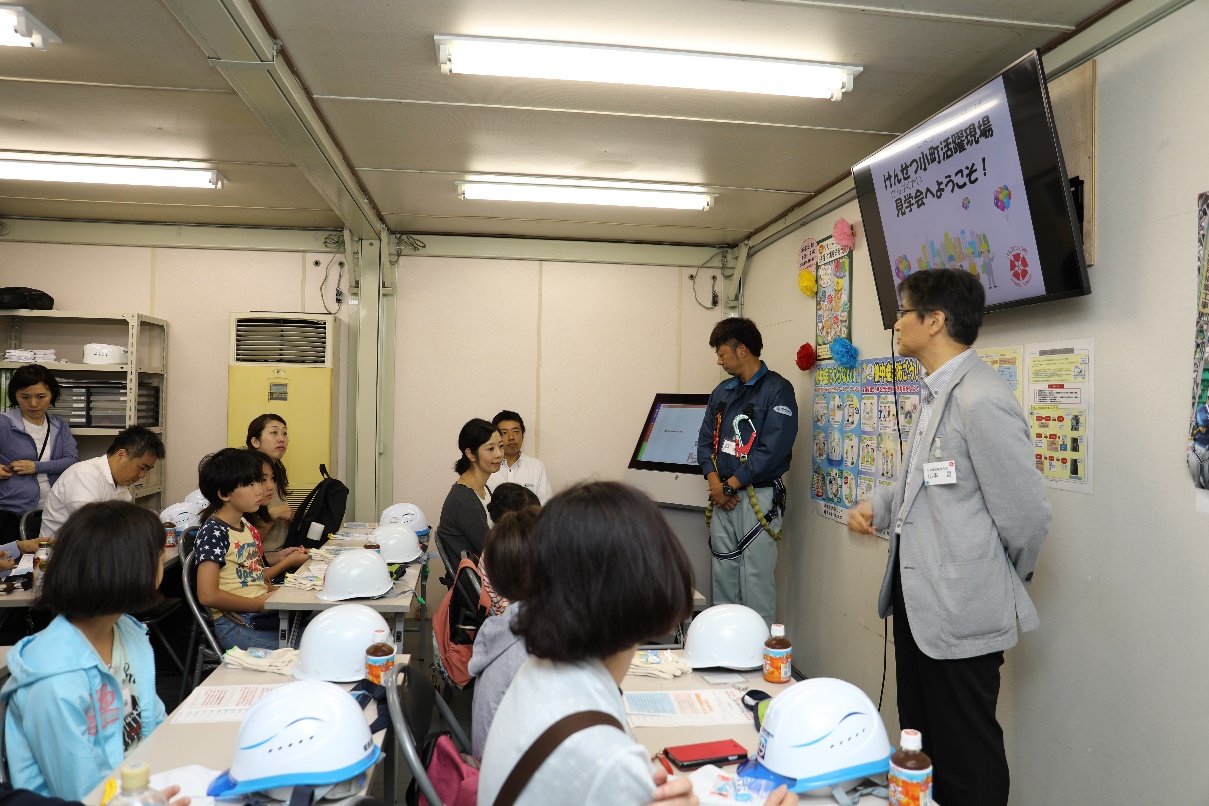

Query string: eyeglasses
895 308 918 320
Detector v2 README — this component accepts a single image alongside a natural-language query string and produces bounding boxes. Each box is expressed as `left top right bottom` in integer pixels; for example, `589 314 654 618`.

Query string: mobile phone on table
663 739 749 769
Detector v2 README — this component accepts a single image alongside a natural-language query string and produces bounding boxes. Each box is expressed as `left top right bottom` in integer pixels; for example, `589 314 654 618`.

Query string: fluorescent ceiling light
0 152 224 188
457 176 714 210
0 5 60 49
436 35 861 100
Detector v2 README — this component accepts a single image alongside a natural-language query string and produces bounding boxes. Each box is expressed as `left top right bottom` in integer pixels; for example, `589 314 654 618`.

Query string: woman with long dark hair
245 413 292 553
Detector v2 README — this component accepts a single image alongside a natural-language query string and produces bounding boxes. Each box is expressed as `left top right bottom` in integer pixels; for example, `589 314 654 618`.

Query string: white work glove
627 650 691 679
223 647 299 675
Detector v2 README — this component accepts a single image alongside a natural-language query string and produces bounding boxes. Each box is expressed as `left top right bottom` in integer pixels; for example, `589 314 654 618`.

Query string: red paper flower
832 218 856 251
796 343 816 371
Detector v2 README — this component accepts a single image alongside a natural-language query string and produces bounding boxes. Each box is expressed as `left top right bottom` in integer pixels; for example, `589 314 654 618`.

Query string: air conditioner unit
227 313 339 506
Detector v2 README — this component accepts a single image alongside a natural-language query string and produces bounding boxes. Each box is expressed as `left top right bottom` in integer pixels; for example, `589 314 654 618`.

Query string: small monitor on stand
624 393 711 509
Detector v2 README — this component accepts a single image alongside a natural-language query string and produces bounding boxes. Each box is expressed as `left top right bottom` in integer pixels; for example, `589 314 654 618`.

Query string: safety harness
705 402 787 560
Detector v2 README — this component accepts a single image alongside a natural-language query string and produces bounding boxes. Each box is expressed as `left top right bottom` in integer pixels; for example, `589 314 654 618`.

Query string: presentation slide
636 403 706 466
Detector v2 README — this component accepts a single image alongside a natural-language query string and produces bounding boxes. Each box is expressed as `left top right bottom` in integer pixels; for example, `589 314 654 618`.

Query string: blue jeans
214 613 291 651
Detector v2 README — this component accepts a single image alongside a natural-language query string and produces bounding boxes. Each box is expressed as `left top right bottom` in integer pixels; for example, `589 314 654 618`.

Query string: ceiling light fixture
435 35 861 100
0 5 60 49
457 175 715 210
0 152 224 188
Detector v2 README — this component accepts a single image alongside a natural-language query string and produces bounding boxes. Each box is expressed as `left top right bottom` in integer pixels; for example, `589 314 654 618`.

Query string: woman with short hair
476 481 788 806
0 364 78 548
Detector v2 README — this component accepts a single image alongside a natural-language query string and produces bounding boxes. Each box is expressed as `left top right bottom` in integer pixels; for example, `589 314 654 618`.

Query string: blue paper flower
831 337 859 368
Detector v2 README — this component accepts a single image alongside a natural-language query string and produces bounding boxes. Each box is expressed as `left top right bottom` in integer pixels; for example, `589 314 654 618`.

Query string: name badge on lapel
722 439 737 456
923 460 956 486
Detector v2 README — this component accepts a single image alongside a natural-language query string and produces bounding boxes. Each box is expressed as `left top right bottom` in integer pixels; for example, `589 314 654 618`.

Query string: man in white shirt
486 410 552 504
42 426 165 536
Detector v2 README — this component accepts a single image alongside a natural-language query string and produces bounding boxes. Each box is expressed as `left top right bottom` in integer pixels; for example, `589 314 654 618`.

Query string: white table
264 555 423 653
623 655 892 805
0 546 179 610
84 658 408 805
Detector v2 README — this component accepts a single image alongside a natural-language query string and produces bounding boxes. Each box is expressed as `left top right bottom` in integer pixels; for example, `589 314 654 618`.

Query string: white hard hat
380 503 429 536
316 549 393 602
294 604 391 683
737 678 892 794
681 604 770 670
159 502 202 532
207 680 380 800
184 488 208 509
370 524 422 564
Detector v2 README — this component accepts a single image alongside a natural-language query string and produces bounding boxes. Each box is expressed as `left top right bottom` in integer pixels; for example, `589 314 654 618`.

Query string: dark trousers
892 560 1009 806
0 509 22 544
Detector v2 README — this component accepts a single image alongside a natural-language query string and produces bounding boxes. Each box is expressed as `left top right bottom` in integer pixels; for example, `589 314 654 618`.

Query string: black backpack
0 287 54 310
285 464 349 549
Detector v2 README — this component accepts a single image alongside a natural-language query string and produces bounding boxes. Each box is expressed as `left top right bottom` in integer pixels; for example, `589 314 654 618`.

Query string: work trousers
892 561 1009 806
708 486 778 627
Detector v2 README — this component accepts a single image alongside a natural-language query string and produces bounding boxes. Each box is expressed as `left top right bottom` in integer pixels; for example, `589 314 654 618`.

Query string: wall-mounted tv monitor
852 50 1090 330
628 393 710 474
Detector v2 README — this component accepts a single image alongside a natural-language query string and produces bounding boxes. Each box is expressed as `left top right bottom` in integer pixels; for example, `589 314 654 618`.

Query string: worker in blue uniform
697 317 799 627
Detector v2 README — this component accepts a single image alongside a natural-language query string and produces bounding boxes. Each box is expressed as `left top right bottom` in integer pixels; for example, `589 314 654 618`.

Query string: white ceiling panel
0 81 293 163
0 0 231 90
362 170 801 240
322 98 892 189
0 197 340 228
0 0 1122 241
383 214 752 245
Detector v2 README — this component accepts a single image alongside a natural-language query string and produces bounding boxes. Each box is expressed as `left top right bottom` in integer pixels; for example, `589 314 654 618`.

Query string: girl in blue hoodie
1 500 168 800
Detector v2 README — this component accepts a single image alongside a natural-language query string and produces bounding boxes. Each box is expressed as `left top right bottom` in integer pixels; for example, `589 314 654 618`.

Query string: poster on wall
815 236 853 361
977 345 1024 407
863 74 1046 307
1187 193 1209 512
858 356 921 538
1025 338 1094 494
811 362 861 523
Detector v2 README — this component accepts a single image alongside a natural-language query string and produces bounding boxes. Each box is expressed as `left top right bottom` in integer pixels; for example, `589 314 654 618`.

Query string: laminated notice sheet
173 684 284 723
623 689 753 728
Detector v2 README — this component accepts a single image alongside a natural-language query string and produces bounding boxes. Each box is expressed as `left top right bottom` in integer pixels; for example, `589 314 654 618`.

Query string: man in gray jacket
848 268 1050 806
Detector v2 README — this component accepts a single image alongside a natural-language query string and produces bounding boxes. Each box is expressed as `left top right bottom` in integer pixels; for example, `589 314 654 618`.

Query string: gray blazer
870 356 1051 660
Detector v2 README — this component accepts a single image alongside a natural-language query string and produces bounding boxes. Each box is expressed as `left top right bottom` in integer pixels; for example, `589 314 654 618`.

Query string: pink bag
419 734 479 806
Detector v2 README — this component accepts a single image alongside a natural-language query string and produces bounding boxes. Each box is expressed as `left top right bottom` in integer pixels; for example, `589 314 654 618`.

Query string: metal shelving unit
0 310 168 510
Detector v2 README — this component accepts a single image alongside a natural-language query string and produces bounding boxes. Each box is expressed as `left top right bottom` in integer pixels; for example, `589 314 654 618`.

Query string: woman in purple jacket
0 364 78 550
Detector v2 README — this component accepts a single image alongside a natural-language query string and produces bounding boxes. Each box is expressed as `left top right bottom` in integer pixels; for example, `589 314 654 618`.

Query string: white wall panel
741 2 1209 799
393 257 540 523
539 263 680 491
0 242 152 316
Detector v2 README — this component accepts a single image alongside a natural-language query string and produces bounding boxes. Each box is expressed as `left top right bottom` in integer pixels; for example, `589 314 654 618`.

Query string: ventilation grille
234 318 329 365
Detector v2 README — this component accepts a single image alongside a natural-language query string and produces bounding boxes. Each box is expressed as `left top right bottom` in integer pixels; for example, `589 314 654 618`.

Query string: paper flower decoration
832 218 856 251
831 337 859 368
796 343 816 371
798 269 817 297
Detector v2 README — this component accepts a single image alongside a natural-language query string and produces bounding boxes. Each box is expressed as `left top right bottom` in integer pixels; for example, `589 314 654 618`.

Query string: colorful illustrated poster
815 236 853 361
858 356 921 538
859 75 1046 307
1025 339 1094 494
976 345 1024 407
1188 193 1209 512
811 362 861 524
